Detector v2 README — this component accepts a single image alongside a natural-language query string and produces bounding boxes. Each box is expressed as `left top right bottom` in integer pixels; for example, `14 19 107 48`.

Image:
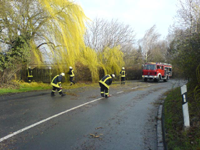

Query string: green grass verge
0 80 128 95
0 82 51 95
0 81 99 95
164 87 200 150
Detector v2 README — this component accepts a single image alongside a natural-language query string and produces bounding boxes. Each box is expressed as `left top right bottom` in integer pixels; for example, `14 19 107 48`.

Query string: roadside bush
164 86 200 150
173 34 200 84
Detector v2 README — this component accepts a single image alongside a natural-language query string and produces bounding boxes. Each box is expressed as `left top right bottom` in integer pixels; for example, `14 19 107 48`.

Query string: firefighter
27 66 33 83
99 74 115 98
120 67 126 84
51 73 66 97
68 66 75 86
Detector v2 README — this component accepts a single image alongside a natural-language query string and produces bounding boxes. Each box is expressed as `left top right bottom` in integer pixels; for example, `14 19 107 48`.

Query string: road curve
0 80 186 150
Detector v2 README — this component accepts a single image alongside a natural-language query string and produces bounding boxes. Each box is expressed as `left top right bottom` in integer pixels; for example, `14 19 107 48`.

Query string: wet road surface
0 80 186 150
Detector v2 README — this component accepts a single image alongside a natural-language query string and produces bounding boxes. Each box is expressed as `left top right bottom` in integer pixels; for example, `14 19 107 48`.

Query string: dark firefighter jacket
68 69 75 77
28 68 33 77
120 70 125 77
51 75 62 88
99 74 112 89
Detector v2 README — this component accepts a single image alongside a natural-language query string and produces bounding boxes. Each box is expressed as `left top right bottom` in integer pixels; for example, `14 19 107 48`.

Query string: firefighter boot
61 93 66 97
51 92 55 97
105 94 111 98
59 91 66 97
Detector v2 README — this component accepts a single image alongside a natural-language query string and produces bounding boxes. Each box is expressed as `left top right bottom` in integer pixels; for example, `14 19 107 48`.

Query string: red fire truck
142 62 172 82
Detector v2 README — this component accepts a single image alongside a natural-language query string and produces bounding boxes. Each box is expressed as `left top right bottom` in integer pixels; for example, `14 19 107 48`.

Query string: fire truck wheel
164 76 169 82
156 76 161 82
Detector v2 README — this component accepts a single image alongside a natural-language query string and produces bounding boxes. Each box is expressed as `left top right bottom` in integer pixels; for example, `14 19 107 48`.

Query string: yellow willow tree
39 1 125 81
0 0 87 78
98 46 124 76
79 47 99 82
38 0 87 72
1 0 125 82
0 0 43 70
79 46 124 82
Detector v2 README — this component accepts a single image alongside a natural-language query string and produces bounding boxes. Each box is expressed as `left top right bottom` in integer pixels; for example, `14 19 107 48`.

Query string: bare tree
84 17 136 52
167 0 200 62
141 25 161 62
148 40 168 62
175 0 200 35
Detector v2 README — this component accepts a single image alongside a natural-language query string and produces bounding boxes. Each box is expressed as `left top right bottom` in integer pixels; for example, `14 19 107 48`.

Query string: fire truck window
144 64 156 70
161 66 163 70
157 66 160 69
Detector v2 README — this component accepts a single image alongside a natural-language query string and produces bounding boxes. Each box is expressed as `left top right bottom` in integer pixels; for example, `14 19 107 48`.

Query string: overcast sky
76 0 179 40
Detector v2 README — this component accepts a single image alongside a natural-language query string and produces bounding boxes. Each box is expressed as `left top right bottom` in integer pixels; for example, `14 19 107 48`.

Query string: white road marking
0 97 103 143
0 84 150 143
116 91 124 94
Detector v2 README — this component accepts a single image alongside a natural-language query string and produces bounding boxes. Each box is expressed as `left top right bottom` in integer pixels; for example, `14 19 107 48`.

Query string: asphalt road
0 79 186 150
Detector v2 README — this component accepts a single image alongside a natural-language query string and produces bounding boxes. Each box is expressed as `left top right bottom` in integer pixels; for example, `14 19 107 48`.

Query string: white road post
181 85 190 129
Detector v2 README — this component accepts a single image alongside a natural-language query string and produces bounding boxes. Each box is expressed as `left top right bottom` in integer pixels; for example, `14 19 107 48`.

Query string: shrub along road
0 80 186 150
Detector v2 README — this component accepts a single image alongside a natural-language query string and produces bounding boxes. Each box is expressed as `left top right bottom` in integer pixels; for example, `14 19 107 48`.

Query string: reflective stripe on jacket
69 69 75 77
99 75 112 89
28 68 33 77
120 70 125 77
51 75 62 88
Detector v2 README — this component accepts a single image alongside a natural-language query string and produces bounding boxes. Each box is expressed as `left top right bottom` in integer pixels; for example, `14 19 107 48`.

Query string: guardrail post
181 85 190 129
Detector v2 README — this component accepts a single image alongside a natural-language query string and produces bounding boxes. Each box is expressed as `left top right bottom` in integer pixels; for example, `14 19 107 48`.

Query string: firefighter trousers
121 77 125 84
70 77 75 85
51 86 63 96
99 82 109 97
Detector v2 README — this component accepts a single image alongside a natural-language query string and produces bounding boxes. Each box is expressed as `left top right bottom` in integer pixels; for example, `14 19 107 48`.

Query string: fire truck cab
142 62 172 82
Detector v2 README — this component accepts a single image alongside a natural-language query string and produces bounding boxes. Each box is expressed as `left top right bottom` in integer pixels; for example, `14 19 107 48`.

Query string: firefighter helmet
122 67 125 69
61 73 65 76
69 66 73 69
111 74 115 78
